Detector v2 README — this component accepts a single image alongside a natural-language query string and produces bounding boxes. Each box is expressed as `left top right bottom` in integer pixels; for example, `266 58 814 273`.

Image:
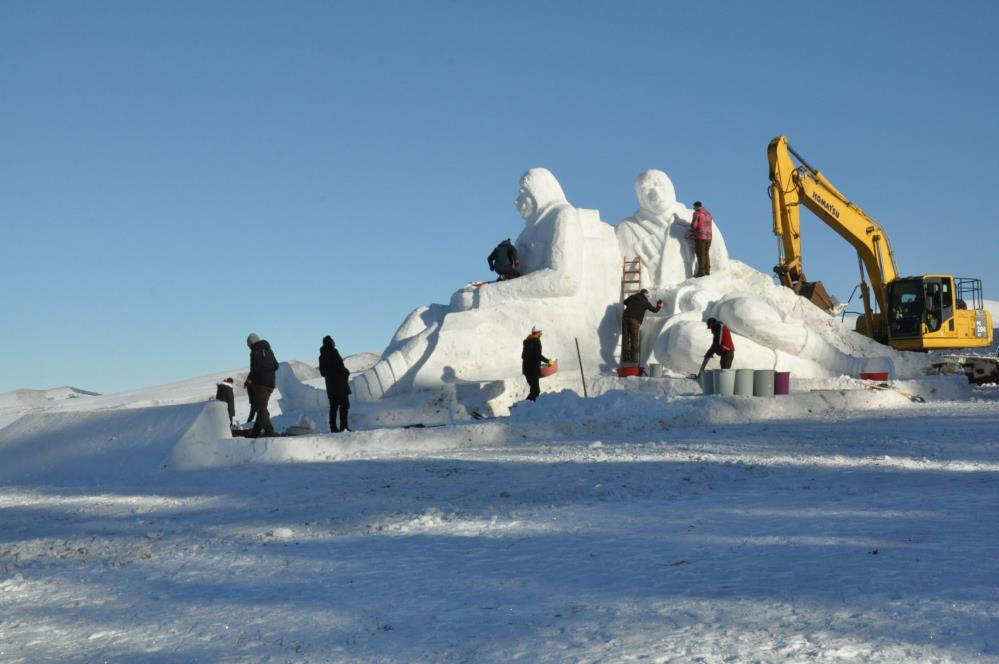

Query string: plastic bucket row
701 369 790 396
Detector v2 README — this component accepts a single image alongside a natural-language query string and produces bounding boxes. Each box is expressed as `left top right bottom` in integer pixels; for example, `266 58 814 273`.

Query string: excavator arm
769 135 899 339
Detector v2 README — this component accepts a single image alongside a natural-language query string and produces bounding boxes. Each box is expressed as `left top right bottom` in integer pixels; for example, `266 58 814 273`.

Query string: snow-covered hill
1 364 998 661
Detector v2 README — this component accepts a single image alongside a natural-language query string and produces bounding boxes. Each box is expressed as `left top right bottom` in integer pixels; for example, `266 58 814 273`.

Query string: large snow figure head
616 168 729 288
636 169 678 217
516 168 568 223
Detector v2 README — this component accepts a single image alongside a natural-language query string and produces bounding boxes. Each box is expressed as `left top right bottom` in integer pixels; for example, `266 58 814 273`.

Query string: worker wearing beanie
521 326 551 402
319 335 352 432
245 333 279 437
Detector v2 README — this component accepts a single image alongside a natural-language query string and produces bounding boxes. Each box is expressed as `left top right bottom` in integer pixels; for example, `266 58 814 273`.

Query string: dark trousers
249 385 275 436
695 238 711 277
719 350 734 369
328 394 349 432
497 268 520 281
525 372 541 401
246 388 257 423
621 317 642 363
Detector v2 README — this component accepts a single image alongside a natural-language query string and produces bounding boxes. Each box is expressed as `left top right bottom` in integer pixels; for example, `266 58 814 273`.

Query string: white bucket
753 370 775 397
734 369 755 396
714 369 736 396
647 363 664 378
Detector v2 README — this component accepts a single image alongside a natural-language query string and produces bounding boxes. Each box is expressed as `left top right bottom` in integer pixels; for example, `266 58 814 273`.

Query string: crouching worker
245 332 278 438
522 325 551 402
319 335 351 432
214 377 236 426
704 317 735 369
488 238 521 281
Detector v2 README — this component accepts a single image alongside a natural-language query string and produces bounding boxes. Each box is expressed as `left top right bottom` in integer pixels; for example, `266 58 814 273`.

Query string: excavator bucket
798 281 837 313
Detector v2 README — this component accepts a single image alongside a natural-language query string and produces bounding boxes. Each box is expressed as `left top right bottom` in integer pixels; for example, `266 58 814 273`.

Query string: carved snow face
636 170 677 217
515 187 536 221
516 168 568 222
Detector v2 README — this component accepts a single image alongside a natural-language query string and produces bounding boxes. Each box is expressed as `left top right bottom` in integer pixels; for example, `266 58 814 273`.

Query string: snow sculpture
352 168 621 401
616 169 729 288
352 166 927 408
644 263 915 377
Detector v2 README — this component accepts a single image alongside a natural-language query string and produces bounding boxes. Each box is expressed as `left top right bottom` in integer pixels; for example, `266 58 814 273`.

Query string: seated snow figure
352 168 621 402
451 168 595 311
616 169 729 288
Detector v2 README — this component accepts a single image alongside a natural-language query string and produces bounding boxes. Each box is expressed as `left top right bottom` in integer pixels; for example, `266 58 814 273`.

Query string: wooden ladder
621 257 643 301
619 258 643 366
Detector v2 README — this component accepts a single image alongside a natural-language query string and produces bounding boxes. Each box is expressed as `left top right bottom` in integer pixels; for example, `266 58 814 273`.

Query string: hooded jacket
248 339 279 389
319 338 351 398
488 239 519 274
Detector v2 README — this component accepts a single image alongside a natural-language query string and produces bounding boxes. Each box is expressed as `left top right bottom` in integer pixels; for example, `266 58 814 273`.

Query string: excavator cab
887 276 992 350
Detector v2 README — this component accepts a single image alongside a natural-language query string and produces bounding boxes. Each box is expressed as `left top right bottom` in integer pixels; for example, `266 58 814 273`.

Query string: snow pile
351 167 930 416
0 401 228 484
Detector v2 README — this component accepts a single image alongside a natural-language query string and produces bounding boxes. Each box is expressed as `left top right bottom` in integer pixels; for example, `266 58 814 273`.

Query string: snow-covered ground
2 372 998 662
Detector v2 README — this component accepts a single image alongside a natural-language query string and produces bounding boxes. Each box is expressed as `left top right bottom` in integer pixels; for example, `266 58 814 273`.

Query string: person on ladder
622 289 663 364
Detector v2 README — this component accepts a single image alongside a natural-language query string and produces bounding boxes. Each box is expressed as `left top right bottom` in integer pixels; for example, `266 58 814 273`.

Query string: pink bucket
774 371 791 395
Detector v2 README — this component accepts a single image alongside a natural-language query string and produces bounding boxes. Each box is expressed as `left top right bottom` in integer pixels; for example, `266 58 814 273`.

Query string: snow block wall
351 167 931 405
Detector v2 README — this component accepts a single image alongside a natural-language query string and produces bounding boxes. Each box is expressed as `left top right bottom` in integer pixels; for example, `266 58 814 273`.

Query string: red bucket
859 372 889 382
540 359 559 378
617 365 643 377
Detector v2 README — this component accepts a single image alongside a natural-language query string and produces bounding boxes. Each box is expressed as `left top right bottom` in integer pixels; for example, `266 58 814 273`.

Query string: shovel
690 355 710 380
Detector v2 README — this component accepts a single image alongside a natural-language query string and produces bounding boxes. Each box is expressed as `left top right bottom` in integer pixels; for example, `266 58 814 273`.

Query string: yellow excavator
768 135 993 361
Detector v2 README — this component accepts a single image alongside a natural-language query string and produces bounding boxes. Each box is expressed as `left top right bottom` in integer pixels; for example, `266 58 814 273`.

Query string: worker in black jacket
245 332 279 437
621 289 663 364
488 238 521 281
521 326 551 401
318 335 352 432
214 377 236 426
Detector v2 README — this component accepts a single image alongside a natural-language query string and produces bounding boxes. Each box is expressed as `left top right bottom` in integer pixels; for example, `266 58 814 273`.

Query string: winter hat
246 333 261 347
705 317 718 327
322 335 334 347
225 377 234 384
693 201 703 209
531 325 542 334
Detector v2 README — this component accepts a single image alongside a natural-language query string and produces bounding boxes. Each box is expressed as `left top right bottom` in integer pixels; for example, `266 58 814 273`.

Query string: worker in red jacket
689 201 713 277
704 317 735 369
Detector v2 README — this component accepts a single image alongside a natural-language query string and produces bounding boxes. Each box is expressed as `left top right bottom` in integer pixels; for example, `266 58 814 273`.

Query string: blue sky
3 0 997 394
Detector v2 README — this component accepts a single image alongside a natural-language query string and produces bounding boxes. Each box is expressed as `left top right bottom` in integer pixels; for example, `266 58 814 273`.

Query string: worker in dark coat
214 377 236 426
245 332 279 437
318 335 351 432
521 326 551 402
488 238 521 281
704 317 735 369
621 289 663 364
